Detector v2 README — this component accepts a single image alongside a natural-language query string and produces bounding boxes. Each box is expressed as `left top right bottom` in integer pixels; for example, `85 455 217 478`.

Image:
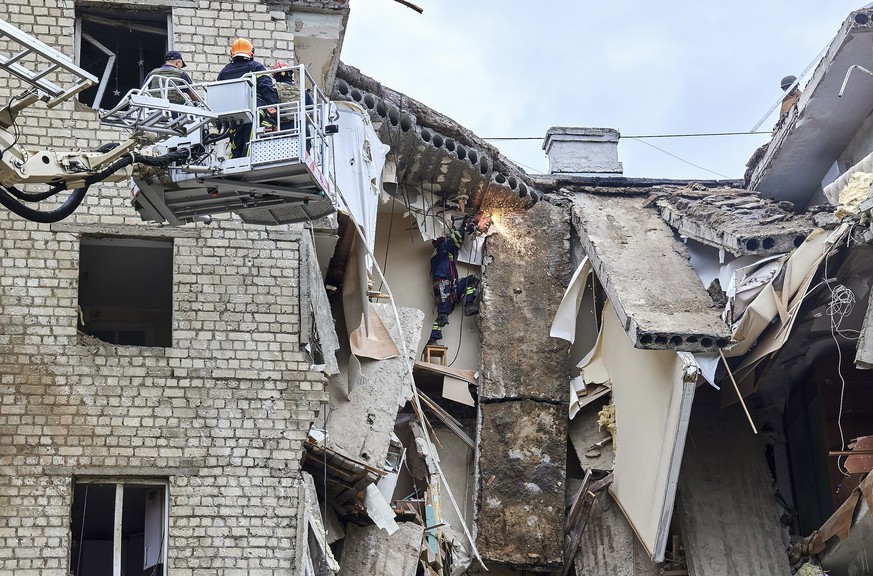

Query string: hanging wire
822 227 856 477
625 138 731 179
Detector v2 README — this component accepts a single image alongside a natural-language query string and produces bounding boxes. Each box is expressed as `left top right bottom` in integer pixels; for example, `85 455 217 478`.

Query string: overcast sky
341 1 868 181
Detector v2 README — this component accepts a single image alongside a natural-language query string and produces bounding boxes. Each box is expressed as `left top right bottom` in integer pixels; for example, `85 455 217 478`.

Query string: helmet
230 38 254 59
272 60 292 79
780 75 797 91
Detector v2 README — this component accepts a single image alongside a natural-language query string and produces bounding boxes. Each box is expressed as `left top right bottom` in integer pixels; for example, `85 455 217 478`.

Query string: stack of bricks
0 1 331 573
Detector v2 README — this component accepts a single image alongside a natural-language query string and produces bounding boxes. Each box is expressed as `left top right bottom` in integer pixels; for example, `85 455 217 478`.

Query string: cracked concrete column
475 202 570 570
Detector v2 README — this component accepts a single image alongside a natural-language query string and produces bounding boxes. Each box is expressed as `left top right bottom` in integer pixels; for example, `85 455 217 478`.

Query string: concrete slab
656 191 814 257
325 304 423 468
573 492 660 576
480 202 570 401
475 400 567 570
338 522 424 576
571 194 731 352
678 387 791 576
750 10 873 209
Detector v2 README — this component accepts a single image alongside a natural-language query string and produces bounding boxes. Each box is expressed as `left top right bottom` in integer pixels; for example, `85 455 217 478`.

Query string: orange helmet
230 38 254 59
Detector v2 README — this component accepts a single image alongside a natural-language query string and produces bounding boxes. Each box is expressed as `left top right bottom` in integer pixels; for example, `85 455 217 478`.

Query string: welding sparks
480 193 529 255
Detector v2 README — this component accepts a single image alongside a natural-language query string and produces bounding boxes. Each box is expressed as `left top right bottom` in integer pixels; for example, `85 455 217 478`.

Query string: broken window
69 479 168 576
78 236 173 347
75 7 170 109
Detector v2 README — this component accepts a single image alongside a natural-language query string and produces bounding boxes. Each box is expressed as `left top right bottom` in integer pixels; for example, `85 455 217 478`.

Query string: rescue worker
271 61 315 147
428 215 481 345
217 38 279 158
144 50 200 104
779 75 802 119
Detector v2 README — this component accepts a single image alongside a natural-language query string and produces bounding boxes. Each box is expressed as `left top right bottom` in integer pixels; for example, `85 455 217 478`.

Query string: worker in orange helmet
217 38 278 158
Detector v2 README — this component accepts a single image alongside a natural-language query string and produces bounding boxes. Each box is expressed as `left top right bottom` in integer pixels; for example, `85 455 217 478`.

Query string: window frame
71 477 170 576
73 8 174 109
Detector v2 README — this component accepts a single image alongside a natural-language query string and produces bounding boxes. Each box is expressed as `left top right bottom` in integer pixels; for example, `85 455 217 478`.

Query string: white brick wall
0 1 326 573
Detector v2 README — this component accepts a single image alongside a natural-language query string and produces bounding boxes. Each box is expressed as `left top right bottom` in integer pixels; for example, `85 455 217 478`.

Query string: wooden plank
561 473 613 576
414 360 477 386
417 389 475 449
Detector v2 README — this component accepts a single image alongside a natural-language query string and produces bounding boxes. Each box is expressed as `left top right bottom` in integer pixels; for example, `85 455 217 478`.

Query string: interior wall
372 206 480 371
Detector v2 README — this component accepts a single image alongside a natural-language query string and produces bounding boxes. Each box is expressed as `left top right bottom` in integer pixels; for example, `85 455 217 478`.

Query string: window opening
78 236 173 347
70 479 169 576
76 7 169 109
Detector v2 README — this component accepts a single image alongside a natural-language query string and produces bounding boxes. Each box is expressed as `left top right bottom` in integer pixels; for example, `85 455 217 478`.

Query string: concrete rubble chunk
325 304 423 467
654 188 815 257
480 202 570 401
475 400 567 570
678 388 792 576
300 232 340 375
572 491 660 576
337 522 424 576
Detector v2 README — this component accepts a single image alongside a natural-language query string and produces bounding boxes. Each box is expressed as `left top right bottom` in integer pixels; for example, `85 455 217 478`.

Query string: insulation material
332 102 390 258
823 147 873 204
550 256 592 344
596 300 698 562
728 224 850 357
835 171 873 219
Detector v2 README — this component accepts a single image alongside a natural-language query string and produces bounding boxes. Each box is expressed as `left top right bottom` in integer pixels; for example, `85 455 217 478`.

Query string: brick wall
0 1 326 574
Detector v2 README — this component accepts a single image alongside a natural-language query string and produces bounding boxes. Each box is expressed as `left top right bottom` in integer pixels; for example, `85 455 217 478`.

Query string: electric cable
625 138 731 179
822 227 855 477
483 131 772 141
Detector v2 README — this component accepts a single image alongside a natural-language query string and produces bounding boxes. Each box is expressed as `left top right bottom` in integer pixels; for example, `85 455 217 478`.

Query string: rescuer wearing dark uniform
217 38 279 158
428 215 481 344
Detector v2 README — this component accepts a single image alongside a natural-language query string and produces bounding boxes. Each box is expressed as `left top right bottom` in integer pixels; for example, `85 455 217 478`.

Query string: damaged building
4 1 873 575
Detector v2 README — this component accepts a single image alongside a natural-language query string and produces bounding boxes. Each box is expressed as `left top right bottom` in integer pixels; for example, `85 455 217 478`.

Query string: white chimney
543 127 623 176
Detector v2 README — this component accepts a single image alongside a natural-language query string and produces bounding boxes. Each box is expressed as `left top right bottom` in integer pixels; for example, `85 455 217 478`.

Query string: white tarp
332 101 391 259
585 301 698 562
550 257 592 344
727 224 849 357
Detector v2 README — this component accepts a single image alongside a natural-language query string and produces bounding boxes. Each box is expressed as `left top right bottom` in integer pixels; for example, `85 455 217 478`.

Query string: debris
597 402 617 448
364 483 400 534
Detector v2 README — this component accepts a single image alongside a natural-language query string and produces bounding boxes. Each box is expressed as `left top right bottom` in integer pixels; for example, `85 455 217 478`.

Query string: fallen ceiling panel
593 300 697 562
571 194 732 352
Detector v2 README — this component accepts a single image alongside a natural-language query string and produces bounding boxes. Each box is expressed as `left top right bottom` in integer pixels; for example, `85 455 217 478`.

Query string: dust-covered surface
324 304 423 467
571 194 731 351
475 400 567 570
654 186 815 256
479 201 570 401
